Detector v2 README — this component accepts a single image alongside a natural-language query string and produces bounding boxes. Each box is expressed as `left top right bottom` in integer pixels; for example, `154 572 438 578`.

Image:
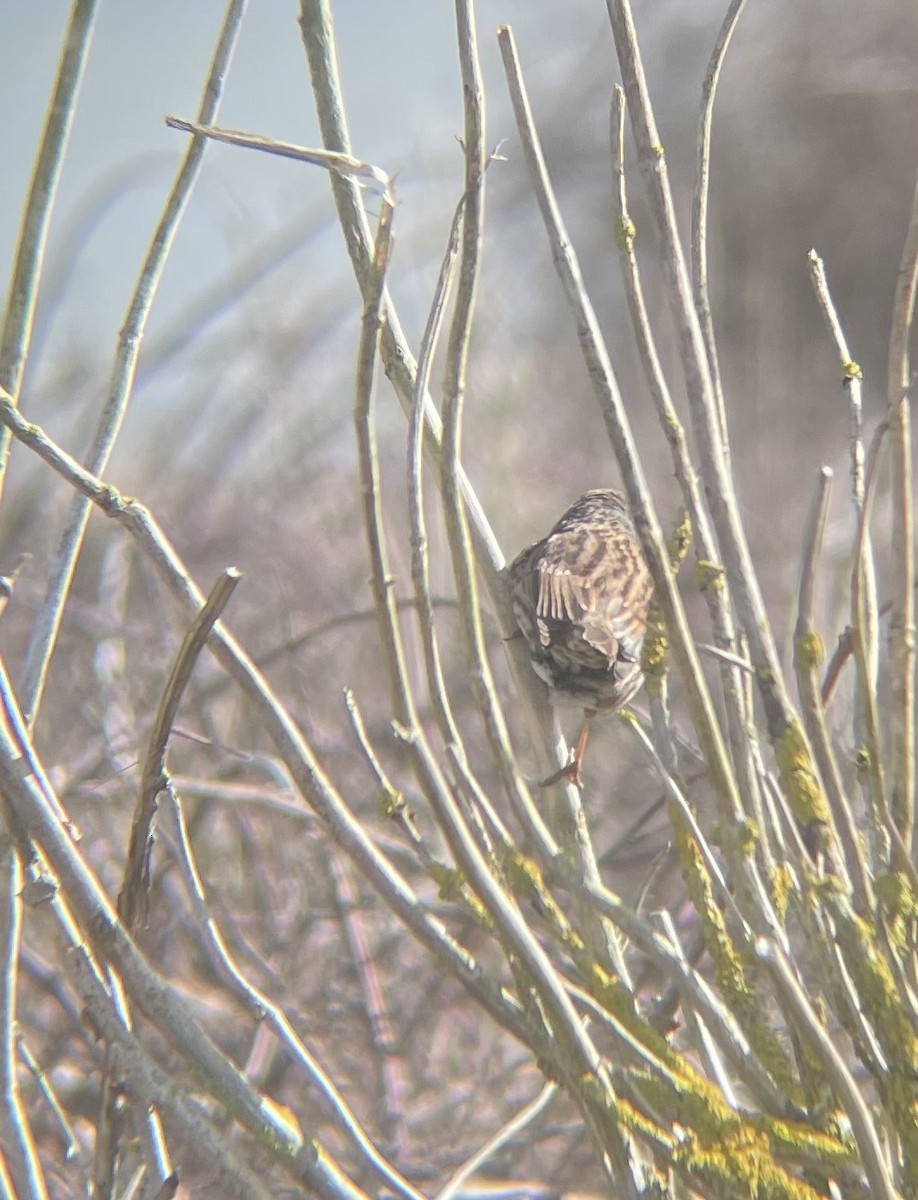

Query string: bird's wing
534 526 650 666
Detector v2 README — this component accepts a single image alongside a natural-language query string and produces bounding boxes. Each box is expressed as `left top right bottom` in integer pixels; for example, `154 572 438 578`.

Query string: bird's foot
540 750 583 790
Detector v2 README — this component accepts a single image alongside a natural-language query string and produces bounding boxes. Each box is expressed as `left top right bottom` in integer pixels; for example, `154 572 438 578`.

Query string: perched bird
507 489 653 786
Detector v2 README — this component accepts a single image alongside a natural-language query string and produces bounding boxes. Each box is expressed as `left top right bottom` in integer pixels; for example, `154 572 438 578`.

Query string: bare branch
20 0 248 725
119 567 241 930
886 175 918 849
692 0 748 457
0 0 99 499
0 839 47 1200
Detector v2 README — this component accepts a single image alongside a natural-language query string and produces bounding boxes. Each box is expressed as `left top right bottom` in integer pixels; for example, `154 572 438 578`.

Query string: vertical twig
851 421 891 834
118 567 241 931
15 1033 81 1166
886 176 918 851
757 937 898 1200
406 190 543 853
350 188 622 1174
603 0 822 793
0 388 535 1044
498 26 743 845
808 251 879 695
692 0 747 459
296 0 578 796
296 0 505 577
325 853 406 1153
442 3 547 844
0 0 100 498
610 86 764 847
21 0 249 725
793 467 871 907
408 198 464 750
351 197 419 736
166 789 423 1200
0 838 48 1200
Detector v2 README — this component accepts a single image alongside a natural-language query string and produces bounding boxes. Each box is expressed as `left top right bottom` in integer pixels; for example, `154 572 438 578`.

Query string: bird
506 489 653 787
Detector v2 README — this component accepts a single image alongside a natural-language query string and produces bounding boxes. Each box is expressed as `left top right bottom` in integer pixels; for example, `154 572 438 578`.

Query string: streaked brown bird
507 489 653 786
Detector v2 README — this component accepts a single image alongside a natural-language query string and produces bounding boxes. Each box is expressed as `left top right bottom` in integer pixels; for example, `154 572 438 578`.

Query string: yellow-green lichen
641 617 669 680
835 914 918 1070
769 861 794 923
765 1110 855 1169
694 558 726 592
667 510 693 571
578 1072 671 1150
673 1122 827 1200
632 1066 849 1197
614 216 636 248
430 865 490 928
877 1072 918 1178
379 789 407 819
579 961 675 1063
794 629 825 672
876 869 918 922
670 805 801 1100
772 720 832 827
591 1034 854 1191
736 816 760 855
505 850 584 953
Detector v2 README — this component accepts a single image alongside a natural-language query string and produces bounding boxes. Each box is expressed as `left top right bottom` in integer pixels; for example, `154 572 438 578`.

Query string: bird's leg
541 711 594 789
572 711 594 781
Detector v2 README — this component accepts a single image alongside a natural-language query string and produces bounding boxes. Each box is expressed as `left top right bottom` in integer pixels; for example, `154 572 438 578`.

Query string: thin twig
408 196 465 749
21 0 248 726
0 0 100 500
349 177 513 892
623 716 763 942
295 0 505 579
851 420 890 832
0 838 47 1200
165 117 394 202
757 937 898 1200
442 4 552 856
498 26 744 851
342 689 436 867
434 1083 558 1200
692 0 747 458
295 0 578 799
325 852 407 1153
0 387 534 1044
0 655 72 834
196 596 463 701
404 193 530 861
118 567 241 930
793 467 870 906
15 1033 81 1168
167 787 422 1200
808 249 879 695
610 85 764 848
604 0 819 780
886 175 918 851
